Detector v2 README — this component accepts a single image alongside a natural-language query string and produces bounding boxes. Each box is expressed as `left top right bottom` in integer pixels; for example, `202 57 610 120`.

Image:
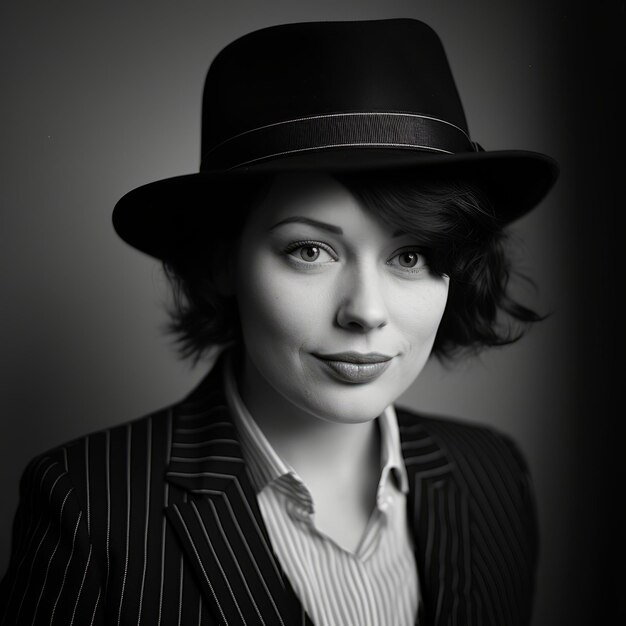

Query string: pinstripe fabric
398 413 539 626
223 356 419 626
0 355 538 625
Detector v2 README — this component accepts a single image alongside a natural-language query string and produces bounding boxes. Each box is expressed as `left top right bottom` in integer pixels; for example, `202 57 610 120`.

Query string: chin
298 381 407 425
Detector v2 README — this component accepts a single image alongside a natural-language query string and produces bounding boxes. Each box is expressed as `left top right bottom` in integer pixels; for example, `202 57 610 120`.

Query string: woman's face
234 172 449 424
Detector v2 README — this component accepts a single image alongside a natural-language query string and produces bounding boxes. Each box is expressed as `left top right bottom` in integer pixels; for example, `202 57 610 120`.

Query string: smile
313 352 393 384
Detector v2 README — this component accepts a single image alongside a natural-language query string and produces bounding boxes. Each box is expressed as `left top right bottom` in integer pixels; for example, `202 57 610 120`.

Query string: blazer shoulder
397 405 527 459
1 405 177 625
396 405 534 503
17 365 224 491
30 405 172 463
16 404 176 510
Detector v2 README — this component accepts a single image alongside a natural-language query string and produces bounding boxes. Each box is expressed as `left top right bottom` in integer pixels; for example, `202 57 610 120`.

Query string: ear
211 239 237 297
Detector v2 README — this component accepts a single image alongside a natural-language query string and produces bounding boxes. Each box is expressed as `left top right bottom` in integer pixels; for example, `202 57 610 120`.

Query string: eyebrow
270 216 409 238
269 217 343 234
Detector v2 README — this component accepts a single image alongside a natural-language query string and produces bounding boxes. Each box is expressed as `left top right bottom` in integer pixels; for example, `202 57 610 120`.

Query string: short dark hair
163 172 543 363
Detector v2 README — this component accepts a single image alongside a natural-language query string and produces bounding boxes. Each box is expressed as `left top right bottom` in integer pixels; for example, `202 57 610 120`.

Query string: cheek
391 278 449 344
236 257 329 351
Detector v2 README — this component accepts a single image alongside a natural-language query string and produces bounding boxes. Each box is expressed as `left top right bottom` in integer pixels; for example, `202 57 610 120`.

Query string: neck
235 350 378 480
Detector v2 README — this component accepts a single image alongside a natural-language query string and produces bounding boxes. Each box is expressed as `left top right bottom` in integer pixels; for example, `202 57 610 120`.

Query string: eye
299 245 322 262
284 240 337 264
397 251 419 267
387 248 428 272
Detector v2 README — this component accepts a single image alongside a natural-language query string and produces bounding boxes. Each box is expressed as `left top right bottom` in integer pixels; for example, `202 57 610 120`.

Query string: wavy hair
163 172 543 363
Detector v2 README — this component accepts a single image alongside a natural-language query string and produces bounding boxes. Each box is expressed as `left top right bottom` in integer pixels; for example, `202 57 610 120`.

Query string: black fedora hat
113 18 559 260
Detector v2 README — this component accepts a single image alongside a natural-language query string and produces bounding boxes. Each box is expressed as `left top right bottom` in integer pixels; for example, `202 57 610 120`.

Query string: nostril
347 321 366 331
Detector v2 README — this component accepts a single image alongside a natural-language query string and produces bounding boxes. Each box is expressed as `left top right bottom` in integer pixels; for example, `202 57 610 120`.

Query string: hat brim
112 148 559 260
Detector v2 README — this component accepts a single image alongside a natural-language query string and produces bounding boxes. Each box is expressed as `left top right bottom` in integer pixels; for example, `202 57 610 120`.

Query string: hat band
201 112 475 170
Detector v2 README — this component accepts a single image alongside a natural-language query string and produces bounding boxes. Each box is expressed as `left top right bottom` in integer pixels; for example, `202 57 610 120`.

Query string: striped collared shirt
223 357 420 626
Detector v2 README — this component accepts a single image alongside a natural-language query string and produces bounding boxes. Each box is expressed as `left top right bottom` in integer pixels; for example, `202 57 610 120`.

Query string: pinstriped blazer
0 358 538 626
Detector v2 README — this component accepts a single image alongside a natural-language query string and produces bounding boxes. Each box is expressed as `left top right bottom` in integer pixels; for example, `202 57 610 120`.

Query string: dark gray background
1 1 622 624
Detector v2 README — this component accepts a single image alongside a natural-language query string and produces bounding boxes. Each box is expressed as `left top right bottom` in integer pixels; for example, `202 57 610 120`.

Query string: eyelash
386 247 428 274
283 240 338 263
282 240 428 274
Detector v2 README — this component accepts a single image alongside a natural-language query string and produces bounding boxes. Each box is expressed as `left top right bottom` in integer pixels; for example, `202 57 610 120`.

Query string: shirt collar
223 350 409 505
378 404 410 496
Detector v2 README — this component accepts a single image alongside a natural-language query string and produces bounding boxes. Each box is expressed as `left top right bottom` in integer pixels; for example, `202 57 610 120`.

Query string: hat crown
112 18 559 260
200 19 470 170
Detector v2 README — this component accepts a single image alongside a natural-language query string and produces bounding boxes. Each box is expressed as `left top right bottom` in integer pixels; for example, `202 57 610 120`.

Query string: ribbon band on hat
201 112 477 170
113 19 560 260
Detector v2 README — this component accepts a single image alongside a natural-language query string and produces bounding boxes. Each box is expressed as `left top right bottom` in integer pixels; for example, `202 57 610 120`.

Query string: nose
336 268 388 332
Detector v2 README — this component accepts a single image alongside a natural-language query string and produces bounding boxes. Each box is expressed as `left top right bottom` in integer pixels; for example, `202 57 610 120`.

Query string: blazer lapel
164 361 309 626
163 360 466 626
398 412 472 626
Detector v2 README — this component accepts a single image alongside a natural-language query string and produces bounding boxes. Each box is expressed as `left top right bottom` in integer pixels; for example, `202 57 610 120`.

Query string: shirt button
287 500 311 521
379 495 393 510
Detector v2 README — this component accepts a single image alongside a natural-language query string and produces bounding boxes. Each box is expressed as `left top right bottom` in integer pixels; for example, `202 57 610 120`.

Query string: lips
313 351 393 384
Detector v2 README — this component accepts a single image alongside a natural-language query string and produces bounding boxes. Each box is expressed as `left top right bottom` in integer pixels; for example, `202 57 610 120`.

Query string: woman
0 18 557 626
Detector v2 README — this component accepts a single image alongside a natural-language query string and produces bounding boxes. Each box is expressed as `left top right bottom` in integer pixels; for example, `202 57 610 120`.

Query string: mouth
312 351 394 384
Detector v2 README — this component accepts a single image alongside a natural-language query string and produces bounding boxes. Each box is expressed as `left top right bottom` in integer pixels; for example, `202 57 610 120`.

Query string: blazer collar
397 410 471 626
164 356 312 626
164 355 466 626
